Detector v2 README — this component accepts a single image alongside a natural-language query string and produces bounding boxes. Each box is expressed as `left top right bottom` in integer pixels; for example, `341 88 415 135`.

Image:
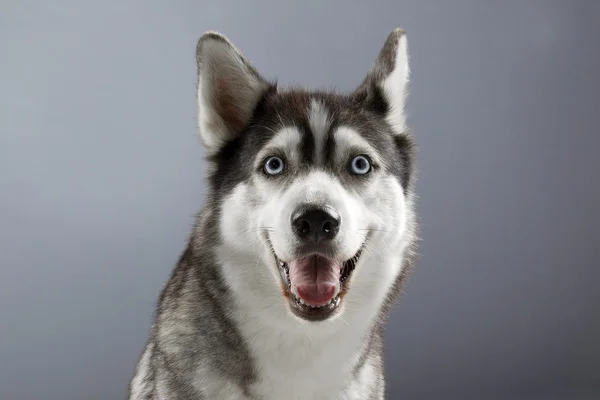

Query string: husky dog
129 27 418 400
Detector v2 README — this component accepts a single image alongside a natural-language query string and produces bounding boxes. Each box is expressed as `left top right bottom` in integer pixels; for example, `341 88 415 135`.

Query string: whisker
275 111 286 131
356 228 393 233
252 245 263 280
362 242 384 263
297 320 315 345
229 227 275 242
221 238 260 263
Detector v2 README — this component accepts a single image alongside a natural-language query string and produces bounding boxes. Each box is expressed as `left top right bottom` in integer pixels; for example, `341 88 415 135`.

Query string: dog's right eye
263 156 285 176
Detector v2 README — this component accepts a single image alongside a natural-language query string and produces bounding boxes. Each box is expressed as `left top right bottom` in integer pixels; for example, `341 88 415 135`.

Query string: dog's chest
243 324 365 400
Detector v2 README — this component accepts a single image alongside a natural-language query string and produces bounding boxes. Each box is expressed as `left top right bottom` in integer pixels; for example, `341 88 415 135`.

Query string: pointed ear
196 32 272 154
353 28 410 134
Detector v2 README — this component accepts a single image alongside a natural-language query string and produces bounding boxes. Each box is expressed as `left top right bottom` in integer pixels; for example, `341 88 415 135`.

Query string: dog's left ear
196 32 272 154
353 28 410 134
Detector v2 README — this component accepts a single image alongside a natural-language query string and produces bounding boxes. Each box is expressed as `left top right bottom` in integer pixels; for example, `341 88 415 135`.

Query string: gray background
1 1 599 399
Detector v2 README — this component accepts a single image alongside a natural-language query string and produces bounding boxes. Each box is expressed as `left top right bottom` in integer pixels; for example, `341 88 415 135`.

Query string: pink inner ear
217 78 228 92
215 77 243 130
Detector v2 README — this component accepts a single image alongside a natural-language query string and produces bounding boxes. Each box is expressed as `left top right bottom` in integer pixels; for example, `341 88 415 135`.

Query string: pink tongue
288 256 341 306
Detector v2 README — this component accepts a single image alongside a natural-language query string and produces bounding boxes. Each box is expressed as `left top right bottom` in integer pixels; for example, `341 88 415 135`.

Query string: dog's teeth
291 284 300 299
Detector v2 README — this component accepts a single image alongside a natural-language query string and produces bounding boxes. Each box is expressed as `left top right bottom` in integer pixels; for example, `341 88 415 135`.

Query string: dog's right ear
196 32 272 154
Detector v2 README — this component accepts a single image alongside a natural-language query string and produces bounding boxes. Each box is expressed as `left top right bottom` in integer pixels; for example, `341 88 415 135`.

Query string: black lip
289 292 341 321
275 246 364 322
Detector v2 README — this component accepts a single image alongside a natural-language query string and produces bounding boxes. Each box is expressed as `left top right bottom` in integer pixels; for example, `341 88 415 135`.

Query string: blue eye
350 155 372 175
264 156 285 176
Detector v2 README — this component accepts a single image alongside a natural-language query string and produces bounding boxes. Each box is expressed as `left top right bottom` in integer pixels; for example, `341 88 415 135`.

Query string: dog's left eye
349 155 372 175
264 156 285 176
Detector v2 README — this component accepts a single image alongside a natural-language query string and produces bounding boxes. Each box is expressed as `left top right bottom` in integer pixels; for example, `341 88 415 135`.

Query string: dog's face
197 30 415 323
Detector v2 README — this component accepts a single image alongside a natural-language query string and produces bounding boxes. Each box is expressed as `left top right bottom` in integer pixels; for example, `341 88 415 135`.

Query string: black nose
291 206 341 241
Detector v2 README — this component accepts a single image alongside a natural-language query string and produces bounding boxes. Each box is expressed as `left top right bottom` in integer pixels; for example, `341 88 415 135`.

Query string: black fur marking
298 118 316 165
393 133 416 193
367 85 390 116
322 120 338 168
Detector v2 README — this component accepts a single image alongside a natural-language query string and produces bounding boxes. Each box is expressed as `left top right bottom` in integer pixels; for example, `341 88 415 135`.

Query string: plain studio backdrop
1 1 599 399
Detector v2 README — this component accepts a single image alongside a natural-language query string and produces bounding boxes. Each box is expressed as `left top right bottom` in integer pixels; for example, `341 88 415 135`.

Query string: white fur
215 122 410 399
381 33 410 134
254 126 303 171
308 98 331 165
343 357 381 399
333 126 385 168
129 343 152 399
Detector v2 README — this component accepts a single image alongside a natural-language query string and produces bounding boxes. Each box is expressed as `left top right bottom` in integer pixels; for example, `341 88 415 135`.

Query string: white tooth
291 285 337 309
292 285 301 300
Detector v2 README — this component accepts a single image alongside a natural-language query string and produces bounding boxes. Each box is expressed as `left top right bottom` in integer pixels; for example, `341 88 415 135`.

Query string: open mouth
274 247 364 321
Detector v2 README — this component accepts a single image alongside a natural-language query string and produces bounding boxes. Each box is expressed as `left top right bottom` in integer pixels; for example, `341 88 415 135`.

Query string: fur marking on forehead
308 99 332 165
333 126 382 167
255 126 303 168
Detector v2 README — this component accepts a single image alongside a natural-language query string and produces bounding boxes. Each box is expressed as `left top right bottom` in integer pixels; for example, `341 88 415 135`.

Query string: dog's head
197 30 416 323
